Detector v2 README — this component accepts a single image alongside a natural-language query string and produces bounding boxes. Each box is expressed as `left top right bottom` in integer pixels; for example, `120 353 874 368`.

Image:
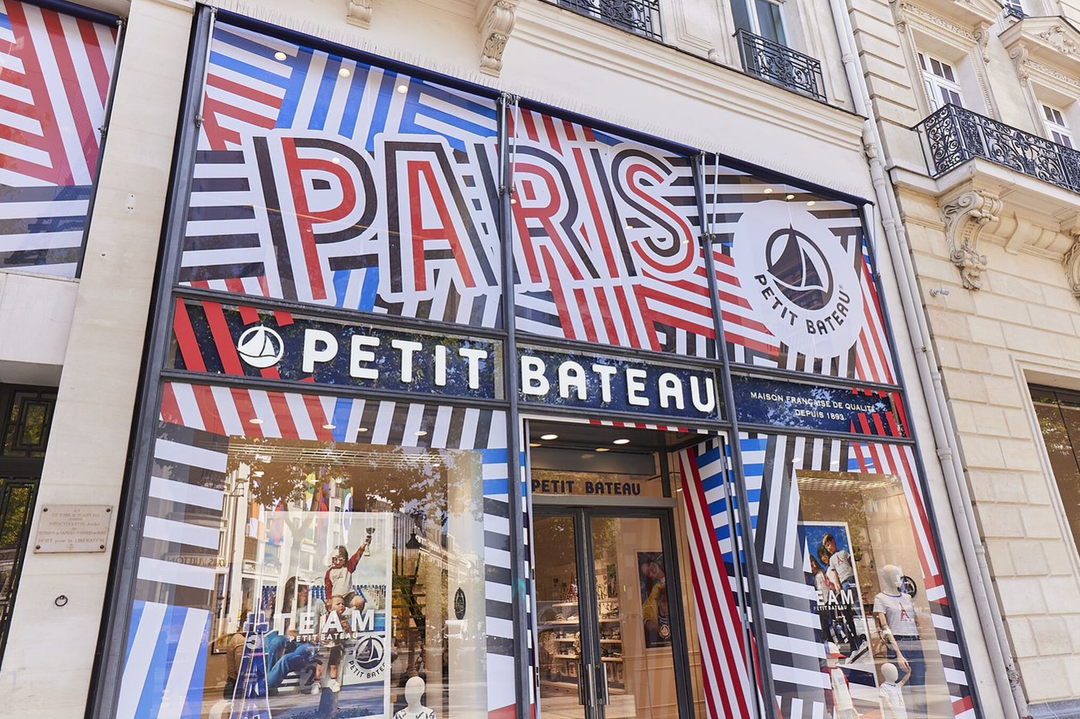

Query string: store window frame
88 7 986 719
1028 385 1080 574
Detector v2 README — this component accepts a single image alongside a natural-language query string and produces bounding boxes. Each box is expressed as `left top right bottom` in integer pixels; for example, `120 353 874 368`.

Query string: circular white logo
731 201 864 355
236 326 284 368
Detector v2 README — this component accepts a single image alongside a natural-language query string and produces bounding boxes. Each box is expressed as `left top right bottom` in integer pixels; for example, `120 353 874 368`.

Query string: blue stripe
21 215 87 233
484 478 508 496
182 611 212 719
309 56 342 131
481 448 508 464
333 269 351 308
338 65 370 138
741 462 764 478
697 446 722 466
276 47 314 129
208 51 285 89
366 71 398 153
0 12 10 31
213 27 291 86
331 397 352 442
358 266 379 312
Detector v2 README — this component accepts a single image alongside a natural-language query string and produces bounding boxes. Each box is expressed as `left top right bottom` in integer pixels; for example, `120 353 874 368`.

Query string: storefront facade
66 8 989 719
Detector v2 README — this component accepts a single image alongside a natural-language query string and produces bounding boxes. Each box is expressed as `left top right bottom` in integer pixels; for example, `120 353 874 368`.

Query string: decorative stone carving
1038 25 1080 55
941 189 1002 290
346 0 373 28
479 0 517 77
1063 233 1080 298
900 3 977 40
1009 45 1030 81
1028 59 1080 88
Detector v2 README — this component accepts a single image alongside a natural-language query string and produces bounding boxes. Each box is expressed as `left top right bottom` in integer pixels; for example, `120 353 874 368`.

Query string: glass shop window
137 424 494 719
758 455 960 719
1031 387 1080 555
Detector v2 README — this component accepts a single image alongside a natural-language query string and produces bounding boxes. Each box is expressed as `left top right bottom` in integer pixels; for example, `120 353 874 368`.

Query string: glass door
535 509 687 719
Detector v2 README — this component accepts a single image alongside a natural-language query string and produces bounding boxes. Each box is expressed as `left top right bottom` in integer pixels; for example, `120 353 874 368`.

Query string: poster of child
638 551 672 648
230 510 394 719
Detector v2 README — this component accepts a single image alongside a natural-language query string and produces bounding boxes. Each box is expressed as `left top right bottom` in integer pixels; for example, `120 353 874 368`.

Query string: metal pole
497 92 533 719
696 152 779 719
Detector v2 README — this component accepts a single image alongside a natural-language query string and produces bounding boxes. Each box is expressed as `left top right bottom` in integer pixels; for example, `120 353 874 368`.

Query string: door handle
577 661 587 705
595 663 609 706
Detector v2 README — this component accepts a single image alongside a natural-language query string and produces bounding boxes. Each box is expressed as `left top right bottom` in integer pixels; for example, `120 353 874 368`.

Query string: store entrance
534 509 685 719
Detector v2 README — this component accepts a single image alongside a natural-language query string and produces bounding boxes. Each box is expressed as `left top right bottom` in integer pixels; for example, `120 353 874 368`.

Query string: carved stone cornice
1000 17 1080 89
346 0 373 28
941 189 1003 290
892 0 1000 41
478 0 517 76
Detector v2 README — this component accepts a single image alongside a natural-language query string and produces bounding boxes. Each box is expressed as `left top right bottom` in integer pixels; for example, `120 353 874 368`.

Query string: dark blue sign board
517 345 721 422
730 375 907 438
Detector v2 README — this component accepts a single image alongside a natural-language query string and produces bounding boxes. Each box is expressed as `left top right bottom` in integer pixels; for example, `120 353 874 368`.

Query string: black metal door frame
534 504 694 719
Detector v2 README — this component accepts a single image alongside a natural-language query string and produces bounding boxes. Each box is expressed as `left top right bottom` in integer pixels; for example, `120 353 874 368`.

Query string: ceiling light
249 418 263 425
595 447 610 452
397 84 408 94
785 194 795 200
510 197 517 204
358 427 369 433
807 200 816 206
323 424 336 430
416 430 428 436
274 51 287 62
529 442 541 448
763 188 773 194
613 438 630 445
339 67 351 78
253 470 265 477
540 433 558 440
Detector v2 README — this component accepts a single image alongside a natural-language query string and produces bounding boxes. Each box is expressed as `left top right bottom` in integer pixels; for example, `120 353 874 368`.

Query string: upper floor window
558 0 663 41
732 0 788 45
1003 0 1026 17
919 52 964 110
1042 104 1074 148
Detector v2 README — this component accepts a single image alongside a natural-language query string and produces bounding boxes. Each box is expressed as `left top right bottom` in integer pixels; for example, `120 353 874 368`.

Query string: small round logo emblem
353 635 384 671
454 588 467 620
236 326 284 369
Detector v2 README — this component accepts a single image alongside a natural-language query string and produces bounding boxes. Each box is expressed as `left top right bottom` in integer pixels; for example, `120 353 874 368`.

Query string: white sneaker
328 679 341 693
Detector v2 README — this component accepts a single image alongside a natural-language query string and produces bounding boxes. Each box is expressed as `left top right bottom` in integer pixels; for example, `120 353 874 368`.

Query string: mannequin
872 565 924 716
878 662 910 719
393 676 436 719
825 642 858 719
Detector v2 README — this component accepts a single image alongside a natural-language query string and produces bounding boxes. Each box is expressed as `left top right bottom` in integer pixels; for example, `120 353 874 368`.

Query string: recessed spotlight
540 433 558 440
274 51 287 62
358 427 369 433
416 430 428 436
253 470 265 477
323 424 336 430
396 84 408 94
331 157 340 164
613 438 630 445
625 224 633 231
510 197 517 204
807 200 816 206
249 418 263 425
433 463 441 468
339 67 351 78
529 442 541 448
595 447 610 452
785 194 795 200
763 188 773 194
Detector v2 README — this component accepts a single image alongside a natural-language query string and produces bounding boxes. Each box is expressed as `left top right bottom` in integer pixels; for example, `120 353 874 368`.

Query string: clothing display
879 680 908 719
872 591 918 638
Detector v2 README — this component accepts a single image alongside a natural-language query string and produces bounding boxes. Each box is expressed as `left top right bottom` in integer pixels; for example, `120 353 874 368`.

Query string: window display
117 383 511 719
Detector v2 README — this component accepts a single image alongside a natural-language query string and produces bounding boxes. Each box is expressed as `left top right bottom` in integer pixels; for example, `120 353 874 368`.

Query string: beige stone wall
899 187 1080 705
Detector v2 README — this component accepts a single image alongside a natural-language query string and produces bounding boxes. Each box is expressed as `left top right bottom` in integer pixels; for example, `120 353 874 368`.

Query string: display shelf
600 639 621 644
553 654 580 660
601 657 623 662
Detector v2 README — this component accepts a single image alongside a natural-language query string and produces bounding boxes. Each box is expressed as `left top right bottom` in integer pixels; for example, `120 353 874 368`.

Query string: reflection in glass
535 516 586 719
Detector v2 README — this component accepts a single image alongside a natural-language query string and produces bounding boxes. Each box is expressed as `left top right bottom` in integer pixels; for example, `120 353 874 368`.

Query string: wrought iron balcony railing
558 0 662 41
914 104 1080 194
735 29 826 102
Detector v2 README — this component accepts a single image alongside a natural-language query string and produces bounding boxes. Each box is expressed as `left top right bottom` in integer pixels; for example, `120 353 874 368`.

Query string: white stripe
169 383 204 431
138 557 216 590
116 601 167 719
154 437 227 472
149 476 224 511
0 197 89 219
211 384 244 436
144 516 220 550
158 608 211 719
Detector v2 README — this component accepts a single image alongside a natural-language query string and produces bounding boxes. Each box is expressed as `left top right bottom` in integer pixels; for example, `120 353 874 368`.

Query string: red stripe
202 301 245 376
594 287 620 344
224 278 246 295
572 147 619 276
896 446 938 581
206 72 284 111
76 19 110 106
192 384 225 435
541 114 562 154
541 247 576 341
273 310 294 326
268 392 299 439
574 288 598 342
871 413 887 437
160 383 183 425
521 109 539 142
562 120 577 141
230 388 263 438
305 395 334 441
614 285 647 349
172 299 207 372
238 305 260 325
42 10 98 173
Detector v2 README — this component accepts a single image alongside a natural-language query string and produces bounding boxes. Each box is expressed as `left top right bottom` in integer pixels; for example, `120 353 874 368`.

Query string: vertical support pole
696 152 779 719
497 92 532 719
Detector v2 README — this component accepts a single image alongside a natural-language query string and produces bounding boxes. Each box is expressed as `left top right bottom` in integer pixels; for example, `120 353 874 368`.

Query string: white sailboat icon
236 326 284 368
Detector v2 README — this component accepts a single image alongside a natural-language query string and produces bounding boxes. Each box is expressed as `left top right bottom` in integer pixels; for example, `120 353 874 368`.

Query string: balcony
557 0 662 41
735 29 826 102
914 104 1080 195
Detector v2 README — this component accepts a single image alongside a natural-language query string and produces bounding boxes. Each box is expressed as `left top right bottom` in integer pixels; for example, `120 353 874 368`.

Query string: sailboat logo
764 226 834 310
236 326 284 369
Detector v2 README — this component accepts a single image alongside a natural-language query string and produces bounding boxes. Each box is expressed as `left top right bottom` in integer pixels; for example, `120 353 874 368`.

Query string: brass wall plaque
33 505 113 553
